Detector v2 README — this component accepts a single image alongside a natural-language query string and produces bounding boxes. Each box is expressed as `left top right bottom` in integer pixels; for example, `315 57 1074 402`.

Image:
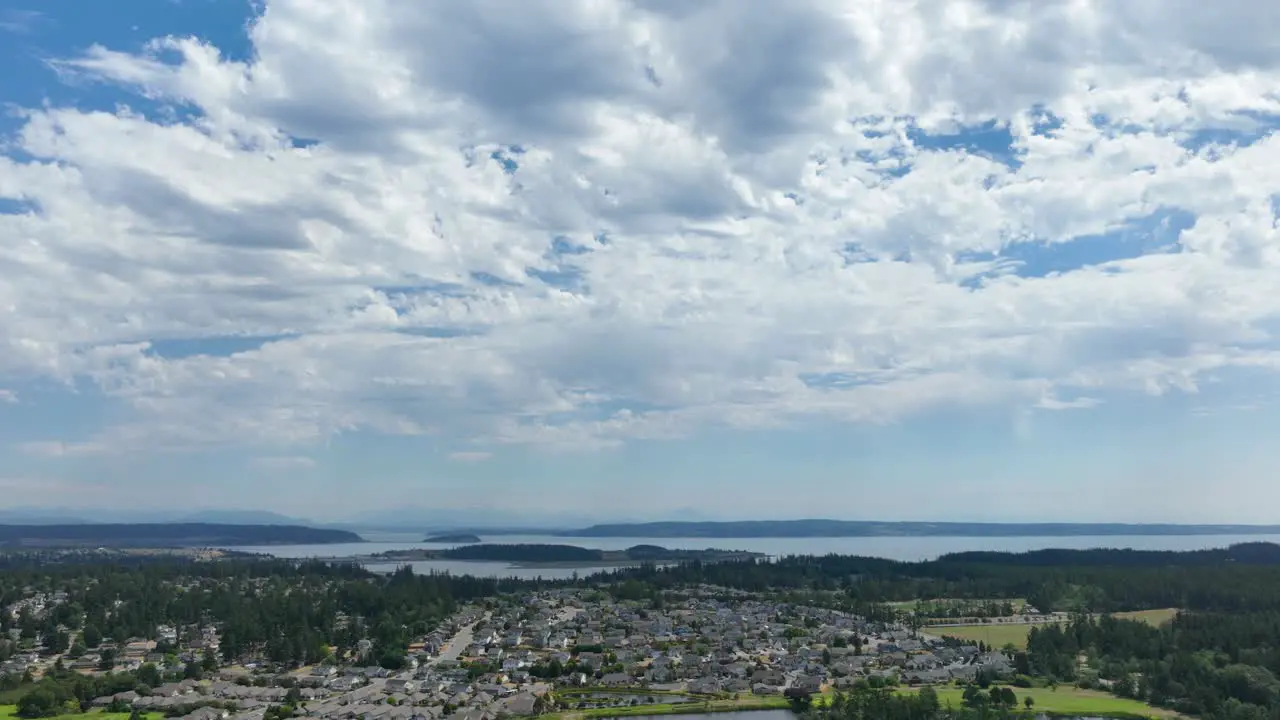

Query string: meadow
935 608 1179 649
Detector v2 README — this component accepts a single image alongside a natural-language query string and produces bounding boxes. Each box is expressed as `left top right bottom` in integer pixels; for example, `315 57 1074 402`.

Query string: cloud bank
2 0 1280 456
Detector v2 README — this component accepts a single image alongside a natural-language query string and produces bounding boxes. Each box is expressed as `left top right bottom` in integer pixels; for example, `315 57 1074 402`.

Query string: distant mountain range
5 510 1278 540
556 520 1280 538
0 508 312 526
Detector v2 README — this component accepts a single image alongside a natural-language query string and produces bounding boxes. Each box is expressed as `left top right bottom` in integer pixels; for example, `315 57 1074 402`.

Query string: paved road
431 612 490 665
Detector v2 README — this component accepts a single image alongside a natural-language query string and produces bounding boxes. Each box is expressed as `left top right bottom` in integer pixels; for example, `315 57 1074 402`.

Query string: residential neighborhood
5 585 1019 720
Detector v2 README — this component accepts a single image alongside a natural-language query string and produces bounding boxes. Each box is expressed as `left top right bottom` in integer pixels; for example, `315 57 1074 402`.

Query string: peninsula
330 542 764 567
422 533 483 543
0 523 363 549
557 519 1280 538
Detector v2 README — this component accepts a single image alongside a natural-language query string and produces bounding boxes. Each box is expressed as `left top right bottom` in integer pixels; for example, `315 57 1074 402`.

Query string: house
688 678 722 694
599 672 633 687
976 652 1014 678
905 668 950 685
386 680 416 694
503 693 539 716
794 676 824 693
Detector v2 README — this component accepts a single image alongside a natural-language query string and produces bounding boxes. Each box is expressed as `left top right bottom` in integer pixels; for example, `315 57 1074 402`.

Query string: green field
935 622 1053 649
933 608 1179 649
904 685 1180 718
1114 608 1179 626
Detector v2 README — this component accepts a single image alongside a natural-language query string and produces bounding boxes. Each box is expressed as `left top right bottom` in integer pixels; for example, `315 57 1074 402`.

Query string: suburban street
429 612 489 666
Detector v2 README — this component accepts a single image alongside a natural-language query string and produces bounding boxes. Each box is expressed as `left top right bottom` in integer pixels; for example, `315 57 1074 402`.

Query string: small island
422 533 483 543
333 542 765 568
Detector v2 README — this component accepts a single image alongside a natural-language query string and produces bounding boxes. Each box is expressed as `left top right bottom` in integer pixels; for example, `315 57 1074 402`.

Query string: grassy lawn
1114 608 1179 626
903 685 1180 718
935 622 1054 649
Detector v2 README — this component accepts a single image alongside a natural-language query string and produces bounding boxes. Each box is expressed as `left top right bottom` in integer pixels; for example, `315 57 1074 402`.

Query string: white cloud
449 451 493 463
3 0 1280 454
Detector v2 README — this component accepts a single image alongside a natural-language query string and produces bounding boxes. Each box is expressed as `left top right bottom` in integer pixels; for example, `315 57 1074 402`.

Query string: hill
423 533 483 543
359 543 765 566
559 520 1280 538
0 523 362 548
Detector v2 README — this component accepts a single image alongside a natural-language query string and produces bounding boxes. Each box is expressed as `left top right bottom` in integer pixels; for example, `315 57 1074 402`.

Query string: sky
2 0 1280 524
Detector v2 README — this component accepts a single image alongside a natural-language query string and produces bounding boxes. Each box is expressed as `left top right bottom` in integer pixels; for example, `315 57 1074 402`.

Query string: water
222 532 1280 579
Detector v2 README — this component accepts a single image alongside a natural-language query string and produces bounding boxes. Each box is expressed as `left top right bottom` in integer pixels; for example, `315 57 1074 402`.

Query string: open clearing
1114 608 1179 626
935 622 1052 649
935 608 1180 648
904 685 1180 718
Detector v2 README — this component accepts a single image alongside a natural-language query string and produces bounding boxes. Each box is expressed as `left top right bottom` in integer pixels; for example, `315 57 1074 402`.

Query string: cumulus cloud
2 0 1280 455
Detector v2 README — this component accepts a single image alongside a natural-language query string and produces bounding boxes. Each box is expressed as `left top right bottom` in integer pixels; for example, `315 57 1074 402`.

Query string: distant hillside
177 510 311 525
359 543 764 566
423 533 483 543
559 520 1280 538
0 523 362 548
940 542 1280 566
441 543 604 562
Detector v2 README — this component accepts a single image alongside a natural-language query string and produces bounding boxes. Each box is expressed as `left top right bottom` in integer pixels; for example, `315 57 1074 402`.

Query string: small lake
222 532 1280 579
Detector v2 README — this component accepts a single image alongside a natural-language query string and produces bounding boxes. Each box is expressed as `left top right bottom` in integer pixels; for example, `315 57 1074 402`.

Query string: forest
587 543 1280 613
0 561 521 671
1027 613 1280 720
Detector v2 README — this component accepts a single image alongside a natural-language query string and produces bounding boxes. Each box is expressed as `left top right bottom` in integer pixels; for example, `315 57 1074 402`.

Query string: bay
222 532 1280 579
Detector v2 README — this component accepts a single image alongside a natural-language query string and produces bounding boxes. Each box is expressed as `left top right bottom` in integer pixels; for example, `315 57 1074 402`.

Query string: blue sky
2 0 1280 523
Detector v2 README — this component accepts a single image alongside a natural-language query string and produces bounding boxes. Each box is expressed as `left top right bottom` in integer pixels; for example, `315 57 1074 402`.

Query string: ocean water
222 532 1280 579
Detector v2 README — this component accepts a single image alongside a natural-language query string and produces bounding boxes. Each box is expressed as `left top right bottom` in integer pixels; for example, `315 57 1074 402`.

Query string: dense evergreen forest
590 543 1280 613
1027 613 1280 720
0 561 524 669
439 544 604 562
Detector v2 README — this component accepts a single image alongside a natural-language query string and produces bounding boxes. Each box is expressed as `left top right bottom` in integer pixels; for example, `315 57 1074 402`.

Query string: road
430 612 489 665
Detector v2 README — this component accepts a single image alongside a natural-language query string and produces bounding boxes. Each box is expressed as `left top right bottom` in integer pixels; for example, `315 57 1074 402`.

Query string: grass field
934 622 1053 649
934 608 1180 649
1114 608 1179 626
903 685 1180 718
